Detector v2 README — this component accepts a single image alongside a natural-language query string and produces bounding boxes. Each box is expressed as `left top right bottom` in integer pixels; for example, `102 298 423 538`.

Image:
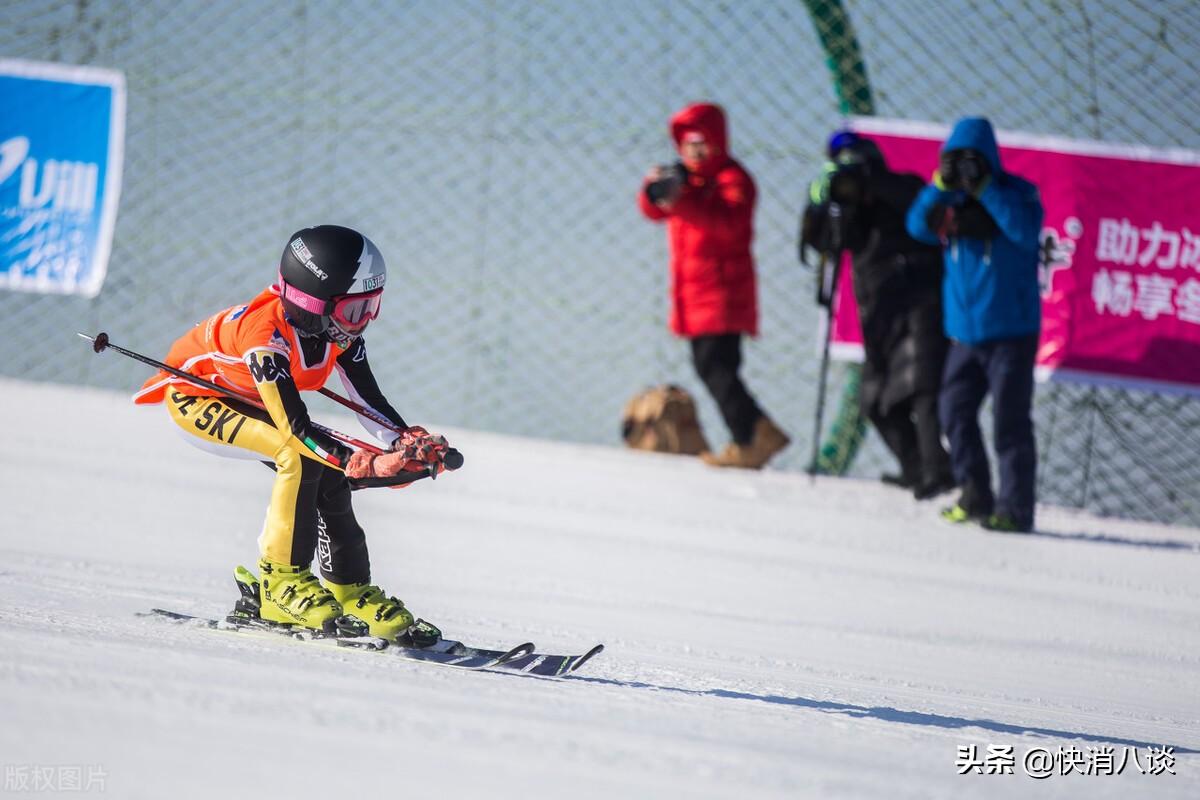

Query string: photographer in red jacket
638 102 789 469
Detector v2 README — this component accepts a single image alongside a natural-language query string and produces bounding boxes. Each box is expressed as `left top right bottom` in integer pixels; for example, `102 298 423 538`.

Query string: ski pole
318 373 466 472
808 245 843 482
79 332 461 474
80 331 389 455
319 387 464 471
809 313 834 481
318 386 406 433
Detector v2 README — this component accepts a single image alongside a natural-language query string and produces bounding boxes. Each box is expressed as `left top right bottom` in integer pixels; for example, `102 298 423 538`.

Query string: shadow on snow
1026 527 1200 552
572 676 1196 752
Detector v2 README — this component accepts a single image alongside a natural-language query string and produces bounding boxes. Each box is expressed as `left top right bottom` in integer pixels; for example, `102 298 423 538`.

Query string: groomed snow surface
1 378 1197 799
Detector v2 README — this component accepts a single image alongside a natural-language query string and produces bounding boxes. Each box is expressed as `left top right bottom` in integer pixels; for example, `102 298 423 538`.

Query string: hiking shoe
981 513 1033 534
914 472 957 501
701 417 790 470
940 503 983 524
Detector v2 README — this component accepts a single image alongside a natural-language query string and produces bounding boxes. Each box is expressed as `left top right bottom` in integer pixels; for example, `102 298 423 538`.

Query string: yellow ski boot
247 559 344 632
326 580 433 643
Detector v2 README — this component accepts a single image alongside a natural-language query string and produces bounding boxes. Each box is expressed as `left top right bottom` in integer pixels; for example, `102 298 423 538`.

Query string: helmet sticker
290 237 313 262
346 236 386 293
290 236 328 281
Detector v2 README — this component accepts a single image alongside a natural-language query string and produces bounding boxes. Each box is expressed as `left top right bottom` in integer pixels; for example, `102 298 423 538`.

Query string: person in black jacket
802 131 954 499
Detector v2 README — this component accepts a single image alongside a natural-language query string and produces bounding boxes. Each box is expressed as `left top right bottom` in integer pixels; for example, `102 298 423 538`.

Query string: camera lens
645 164 684 204
956 154 985 185
830 170 862 205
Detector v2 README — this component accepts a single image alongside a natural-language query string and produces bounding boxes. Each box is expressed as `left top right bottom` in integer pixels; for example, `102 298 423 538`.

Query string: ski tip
499 642 537 664
569 644 605 673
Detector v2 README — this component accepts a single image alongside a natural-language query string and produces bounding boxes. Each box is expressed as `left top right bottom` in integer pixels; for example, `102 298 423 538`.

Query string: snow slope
1 378 1197 799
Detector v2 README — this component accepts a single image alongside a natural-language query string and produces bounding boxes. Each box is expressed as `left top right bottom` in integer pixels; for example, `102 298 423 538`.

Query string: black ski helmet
277 225 386 344
827 129 885 168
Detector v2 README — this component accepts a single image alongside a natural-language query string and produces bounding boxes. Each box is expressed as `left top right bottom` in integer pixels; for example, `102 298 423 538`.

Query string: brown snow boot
700 417 790 470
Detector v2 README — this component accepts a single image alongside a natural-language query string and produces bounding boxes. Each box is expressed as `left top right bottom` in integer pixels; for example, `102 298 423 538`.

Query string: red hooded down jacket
638 102 758 338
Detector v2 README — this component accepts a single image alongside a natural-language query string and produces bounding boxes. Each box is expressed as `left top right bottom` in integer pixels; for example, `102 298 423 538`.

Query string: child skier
134 224 449 642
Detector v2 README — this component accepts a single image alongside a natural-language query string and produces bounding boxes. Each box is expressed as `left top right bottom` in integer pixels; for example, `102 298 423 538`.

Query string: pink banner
827 118 1200 395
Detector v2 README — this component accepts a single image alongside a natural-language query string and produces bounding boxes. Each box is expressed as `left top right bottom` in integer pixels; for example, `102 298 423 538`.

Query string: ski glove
389 426 450 464
808 161 838 205
344 427 451 481
345 449 419 480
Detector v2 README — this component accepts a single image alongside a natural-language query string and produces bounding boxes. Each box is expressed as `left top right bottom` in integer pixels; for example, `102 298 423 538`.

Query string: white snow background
1 378 1197 799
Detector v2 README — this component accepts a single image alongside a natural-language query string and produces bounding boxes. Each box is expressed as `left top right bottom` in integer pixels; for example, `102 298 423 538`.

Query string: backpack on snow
621 385 710 456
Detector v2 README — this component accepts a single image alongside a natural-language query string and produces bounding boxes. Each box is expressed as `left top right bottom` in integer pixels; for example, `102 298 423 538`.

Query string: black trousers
309 466 373 585
869 390 950 487
690 334 763 445
938 334 1038 526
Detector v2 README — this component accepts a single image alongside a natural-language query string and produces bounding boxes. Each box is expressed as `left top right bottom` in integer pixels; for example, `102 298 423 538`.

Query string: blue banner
0 60 125 297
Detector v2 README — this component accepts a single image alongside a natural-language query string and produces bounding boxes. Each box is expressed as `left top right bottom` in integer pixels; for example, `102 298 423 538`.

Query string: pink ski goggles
280 279 383 333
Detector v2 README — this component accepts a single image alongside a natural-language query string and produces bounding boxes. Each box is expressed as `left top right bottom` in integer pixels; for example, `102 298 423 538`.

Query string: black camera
957 154 986 187
645 162 687 205
939 149 989 192
828 162 867 207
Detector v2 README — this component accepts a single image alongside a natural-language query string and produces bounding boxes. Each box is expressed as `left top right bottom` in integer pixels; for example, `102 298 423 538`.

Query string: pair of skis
145 608 604 677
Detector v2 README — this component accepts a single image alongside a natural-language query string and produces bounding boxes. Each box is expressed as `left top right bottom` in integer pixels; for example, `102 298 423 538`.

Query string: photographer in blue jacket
906 117 1043 533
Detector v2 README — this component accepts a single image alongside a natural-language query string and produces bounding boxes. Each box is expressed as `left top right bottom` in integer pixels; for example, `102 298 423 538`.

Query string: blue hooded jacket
906 117 1043 344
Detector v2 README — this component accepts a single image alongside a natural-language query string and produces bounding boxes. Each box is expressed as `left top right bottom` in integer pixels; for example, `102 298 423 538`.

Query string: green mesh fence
2 0 1198 526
